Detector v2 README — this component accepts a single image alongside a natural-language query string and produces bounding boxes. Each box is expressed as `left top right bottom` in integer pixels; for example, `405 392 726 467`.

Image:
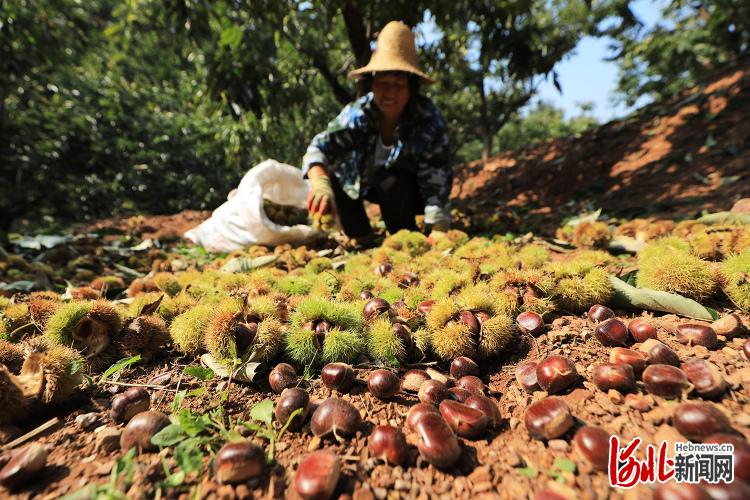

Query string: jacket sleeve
416 122 452 229
302 102 359 178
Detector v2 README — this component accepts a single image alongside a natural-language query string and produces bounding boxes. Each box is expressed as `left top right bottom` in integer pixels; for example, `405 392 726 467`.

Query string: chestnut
363 298 392 321
111 387 150 424
447 387 472 402
516 311 545 336
642 364 689 399
295 450 341 500
654 483 711 500
592 364 636 393
315 320 331 337
235 321 257 351
574 426 611 471
474 311 491 326
321 363 355 393
414 413 462 468
120 411 170 452
418 380 449 405
516 361 541 393
213 441 265 484
536 355 578 394
401 369 430 392
524 397 574 440
376 262 393 276
464 394 501 428
703 433 750 483
639 339 680 366
368 425 409 466
0 443 47 491
359 289 374 300
744 338 750 360
310 398 362 439
676 324 718 349
399 272 420 288
609 347 648 376
587 304 614 322
417 300 436 315
699 481 750 500
406 403 439 432
439 400 488 439
269 363 298 394
450 356 479 380
594 318 630 347
275 388 310 431
628 318 657 342
368 369 400 400
680 359 726 400
458 310 480 336
456 375 485 395
711 314 744 338
673 402 732 442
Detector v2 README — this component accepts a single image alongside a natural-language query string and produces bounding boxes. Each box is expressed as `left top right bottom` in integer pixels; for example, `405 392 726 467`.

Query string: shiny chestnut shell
367 369 400 400
574 426 611 471
639 339 680 366
464 394 501 428
609 347 648 377
439 399 488 439
524 397 574 440
310 398 362 439
628 318 657 342
294 450 341 500
414 413 462 468
269 363 298 394
363 298 391 321
516 361 540 393
587 304 614 322
593 364 636 393
321 362 355 393
450 356 479 379
213 441 265 484
120 411 170 452
110 387 150 424
516 311 545 336
418 379 449 405
455 375 485 395
676 324 718 349
680 358 727 400
275 388 310 431
406 403 439 431
594 318 630 347
536 355 578 394
642 364 689 399
673 402 732 442
368 425 409 466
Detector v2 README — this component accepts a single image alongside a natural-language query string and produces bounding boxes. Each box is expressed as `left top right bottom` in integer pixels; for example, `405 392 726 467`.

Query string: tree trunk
341 1 370 97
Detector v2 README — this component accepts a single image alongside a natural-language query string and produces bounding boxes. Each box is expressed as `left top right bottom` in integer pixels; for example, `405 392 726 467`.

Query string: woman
304 21 452 247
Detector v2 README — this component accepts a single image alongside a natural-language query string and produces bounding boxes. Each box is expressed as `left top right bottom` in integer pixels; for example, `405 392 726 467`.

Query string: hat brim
349 64 437 85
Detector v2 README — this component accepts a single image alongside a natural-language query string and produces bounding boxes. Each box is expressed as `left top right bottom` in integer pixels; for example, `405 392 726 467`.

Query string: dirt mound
452 64 750 235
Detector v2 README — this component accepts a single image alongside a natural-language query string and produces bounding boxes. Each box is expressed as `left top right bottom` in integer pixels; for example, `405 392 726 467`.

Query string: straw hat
349 21 436 84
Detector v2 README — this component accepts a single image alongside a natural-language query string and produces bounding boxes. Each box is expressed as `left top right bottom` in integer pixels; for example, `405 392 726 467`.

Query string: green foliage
98 355 141 384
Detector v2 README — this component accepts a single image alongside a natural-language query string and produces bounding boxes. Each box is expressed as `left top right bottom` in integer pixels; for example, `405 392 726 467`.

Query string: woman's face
372 73 410 120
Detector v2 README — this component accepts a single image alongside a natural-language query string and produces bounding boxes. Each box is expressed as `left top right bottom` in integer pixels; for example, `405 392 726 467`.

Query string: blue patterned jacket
302 92 451 227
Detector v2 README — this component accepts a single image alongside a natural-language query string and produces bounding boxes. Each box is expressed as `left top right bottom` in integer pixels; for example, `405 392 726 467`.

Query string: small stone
95 427 122 453
509 417 520 429
75 412 100 431
548 439 569 452
624 394 651 412
607 389 624 404
0 443 47 491
307 436 322 451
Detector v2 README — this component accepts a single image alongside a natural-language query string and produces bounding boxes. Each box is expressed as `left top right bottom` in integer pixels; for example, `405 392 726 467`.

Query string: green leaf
151 424 185 447
184 365 215 381
608 276 719 321
278 407 304 439
172 390 187 412
250 399 274 426
178 410 209 437
517 466 538 478
99 355 141 384
553 458 577 473
174 438 205 475
165 470 186 487
220 255 278 273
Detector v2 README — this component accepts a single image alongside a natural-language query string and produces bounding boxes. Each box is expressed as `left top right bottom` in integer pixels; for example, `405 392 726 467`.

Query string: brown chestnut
214 441 265 484
120 411 170 452
676 324 718 349
699 481 750 500
295 450 341 500
744 338 750 360
680 359 727 400
368 425 409 466
406 403 439 432
315 320 331 337
111 387 150 424
711 314 744 338
642 364 689 398
593 364 636 393
320 363 355 393
414 413 462 468
359 289 374 300
401 369 430 392
464 394 502 428
588 304 614 322
376 262 393 276
450 356 479 379
536 355 579 394
447 387 472 402
439 399 488 439
524 397 574 440
275 388 310 431
417 300 436 315
574 426 611 471
628 318 657 342
639 339 680 366
516 361 541 393
399 272 420 288
594 318 630 347
458 310 480 336
456 375 485 395
0 443 47 491
673 402 732 442
368 369 400 400
609 347 648 376
235 321 257 351
269 363 298 394
653 482 711 500
516 311 545 336
703 433 750 483
363 298 392 321
418 379 449 405
310 398 362 439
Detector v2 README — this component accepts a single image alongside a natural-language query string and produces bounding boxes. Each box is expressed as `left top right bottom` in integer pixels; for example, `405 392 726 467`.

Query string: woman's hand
306 165 336 216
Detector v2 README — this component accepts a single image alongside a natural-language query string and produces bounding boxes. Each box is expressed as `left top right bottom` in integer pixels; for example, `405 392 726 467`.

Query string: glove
307 175 335 216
